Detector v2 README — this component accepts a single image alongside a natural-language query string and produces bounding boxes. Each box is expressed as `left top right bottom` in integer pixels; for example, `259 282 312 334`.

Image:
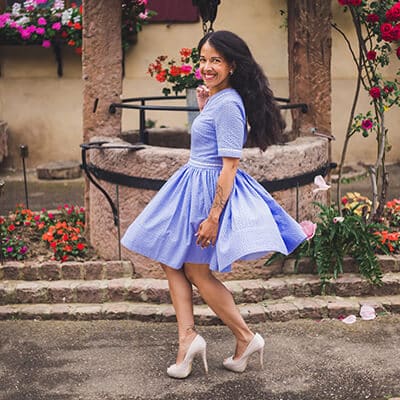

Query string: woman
121 30 307 378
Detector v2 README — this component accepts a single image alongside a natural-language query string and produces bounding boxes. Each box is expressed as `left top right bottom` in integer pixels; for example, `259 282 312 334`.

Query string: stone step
280 255 400 275
0 295 399 323
0 260 134 281
2 255 398 282
1 273 400 306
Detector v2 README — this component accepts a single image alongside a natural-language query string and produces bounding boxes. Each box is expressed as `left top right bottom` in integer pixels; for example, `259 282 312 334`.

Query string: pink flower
36 0 48 3
361 119 373 130
20 29 33 40
0 13 11 28
195 68 202 80
181 64 193 74
6 247 13 253
38 17 47 26
20 246 28 254
138 11 148 20
312 175 331 193
52 22 61 30
299 221 317 241
36 27 45 35
42 40 51 48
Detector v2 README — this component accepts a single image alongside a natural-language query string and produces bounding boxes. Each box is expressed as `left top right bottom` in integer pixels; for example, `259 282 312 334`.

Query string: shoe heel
259 347 264 369
201 346 208 374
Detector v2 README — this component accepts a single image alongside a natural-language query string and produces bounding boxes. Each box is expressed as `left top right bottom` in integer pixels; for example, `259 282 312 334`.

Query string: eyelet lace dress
121 88 306 273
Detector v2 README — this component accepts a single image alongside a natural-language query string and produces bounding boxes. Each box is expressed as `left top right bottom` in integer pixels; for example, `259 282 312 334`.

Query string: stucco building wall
0 0 399 169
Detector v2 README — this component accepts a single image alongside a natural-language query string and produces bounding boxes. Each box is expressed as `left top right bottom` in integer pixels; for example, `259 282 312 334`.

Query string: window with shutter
147 0 198 23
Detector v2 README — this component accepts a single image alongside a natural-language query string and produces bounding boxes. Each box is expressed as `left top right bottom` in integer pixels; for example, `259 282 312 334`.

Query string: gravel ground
1 316 399 400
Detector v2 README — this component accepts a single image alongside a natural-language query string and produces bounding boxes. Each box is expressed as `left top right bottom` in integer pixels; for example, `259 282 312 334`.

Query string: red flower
361 119 373 130
73 22 82 30
386 4 400 22
61 31 68 38
366 50 377 60
61 255 69 262
384 85 394 93
349 0 361 5
381 23 393 41
338 0 349 5
392 24 400 41
169 65 181 77
75 47 82 55
71 2 77 8
68 40 76 47
155 70 167 82
366 13 380 23
369 86 381 99
180 48 192 58
50 241 57 248
341 197 349 205
79 5 83 14
7 224 15 232
77 243 86 251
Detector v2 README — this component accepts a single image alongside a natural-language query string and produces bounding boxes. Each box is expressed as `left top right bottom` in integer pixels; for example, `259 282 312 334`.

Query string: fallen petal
342 315 357 324
360 304 376 320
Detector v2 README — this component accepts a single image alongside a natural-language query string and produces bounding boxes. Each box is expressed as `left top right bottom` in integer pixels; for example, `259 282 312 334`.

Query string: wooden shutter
147 0 199 23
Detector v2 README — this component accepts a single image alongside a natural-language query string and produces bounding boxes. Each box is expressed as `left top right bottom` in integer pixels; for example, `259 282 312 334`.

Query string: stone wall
88 136 329 279
0 120 8 164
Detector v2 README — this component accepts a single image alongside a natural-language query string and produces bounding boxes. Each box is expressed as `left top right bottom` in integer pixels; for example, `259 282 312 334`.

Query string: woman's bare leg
183 263 254 359
161 264 197 364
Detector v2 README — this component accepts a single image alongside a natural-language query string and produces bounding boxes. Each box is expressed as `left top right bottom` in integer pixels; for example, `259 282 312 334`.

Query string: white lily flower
312 175 331 193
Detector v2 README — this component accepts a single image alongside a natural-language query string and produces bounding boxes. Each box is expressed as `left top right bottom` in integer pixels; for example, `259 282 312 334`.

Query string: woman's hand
196 85 210 111
195 216 219 248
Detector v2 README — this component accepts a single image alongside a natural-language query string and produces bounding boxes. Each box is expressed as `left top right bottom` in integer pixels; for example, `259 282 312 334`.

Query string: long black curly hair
198 30 285 151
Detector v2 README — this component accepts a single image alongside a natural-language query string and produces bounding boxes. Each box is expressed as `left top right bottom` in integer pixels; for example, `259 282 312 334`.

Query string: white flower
23 0 36 9
312 175 331 194
52 0 65 11
61 9 72 25
16 16 30 26
73 15 81 23
12 3 22 16
333 216 344 224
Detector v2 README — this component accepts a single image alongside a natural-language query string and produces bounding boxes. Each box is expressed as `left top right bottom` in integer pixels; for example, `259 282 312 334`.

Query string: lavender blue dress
121 88 306 273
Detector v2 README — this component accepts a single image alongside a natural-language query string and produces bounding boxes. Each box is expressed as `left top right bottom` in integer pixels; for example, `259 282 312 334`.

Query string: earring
229 70 233 75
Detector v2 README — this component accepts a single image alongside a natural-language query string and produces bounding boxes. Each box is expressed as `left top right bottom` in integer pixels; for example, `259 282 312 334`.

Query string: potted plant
147 47 204 131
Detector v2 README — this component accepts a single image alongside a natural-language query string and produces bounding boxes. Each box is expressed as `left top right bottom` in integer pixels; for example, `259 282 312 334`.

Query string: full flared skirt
121 163 307 273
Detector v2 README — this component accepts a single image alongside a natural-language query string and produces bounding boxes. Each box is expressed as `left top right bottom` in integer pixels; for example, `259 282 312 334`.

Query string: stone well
88 136 329 279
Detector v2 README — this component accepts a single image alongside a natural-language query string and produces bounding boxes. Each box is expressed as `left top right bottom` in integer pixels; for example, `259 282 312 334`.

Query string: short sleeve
214 99 246 158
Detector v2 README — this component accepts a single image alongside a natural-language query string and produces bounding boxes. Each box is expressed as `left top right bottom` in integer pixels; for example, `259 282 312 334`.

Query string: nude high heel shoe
167 334 208 379
223 333 265 373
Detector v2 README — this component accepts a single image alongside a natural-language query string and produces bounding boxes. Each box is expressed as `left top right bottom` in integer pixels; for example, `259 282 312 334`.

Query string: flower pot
186 88 200 133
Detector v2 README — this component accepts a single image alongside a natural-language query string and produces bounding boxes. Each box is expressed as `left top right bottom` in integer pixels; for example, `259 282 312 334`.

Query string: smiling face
199 41 234 96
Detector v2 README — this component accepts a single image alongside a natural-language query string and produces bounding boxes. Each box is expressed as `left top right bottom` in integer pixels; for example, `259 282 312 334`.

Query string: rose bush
334 0 400 220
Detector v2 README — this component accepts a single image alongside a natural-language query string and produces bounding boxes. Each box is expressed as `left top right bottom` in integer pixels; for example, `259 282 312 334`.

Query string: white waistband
188 158 223 168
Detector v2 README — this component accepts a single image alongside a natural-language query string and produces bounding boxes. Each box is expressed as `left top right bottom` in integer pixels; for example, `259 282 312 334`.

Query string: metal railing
109 95 308 144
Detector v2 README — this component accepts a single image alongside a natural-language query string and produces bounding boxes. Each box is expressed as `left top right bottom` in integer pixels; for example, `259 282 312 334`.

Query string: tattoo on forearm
212 185 226 210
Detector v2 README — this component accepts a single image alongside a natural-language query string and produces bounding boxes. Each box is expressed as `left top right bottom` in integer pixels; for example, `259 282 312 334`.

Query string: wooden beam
287 0 332 138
